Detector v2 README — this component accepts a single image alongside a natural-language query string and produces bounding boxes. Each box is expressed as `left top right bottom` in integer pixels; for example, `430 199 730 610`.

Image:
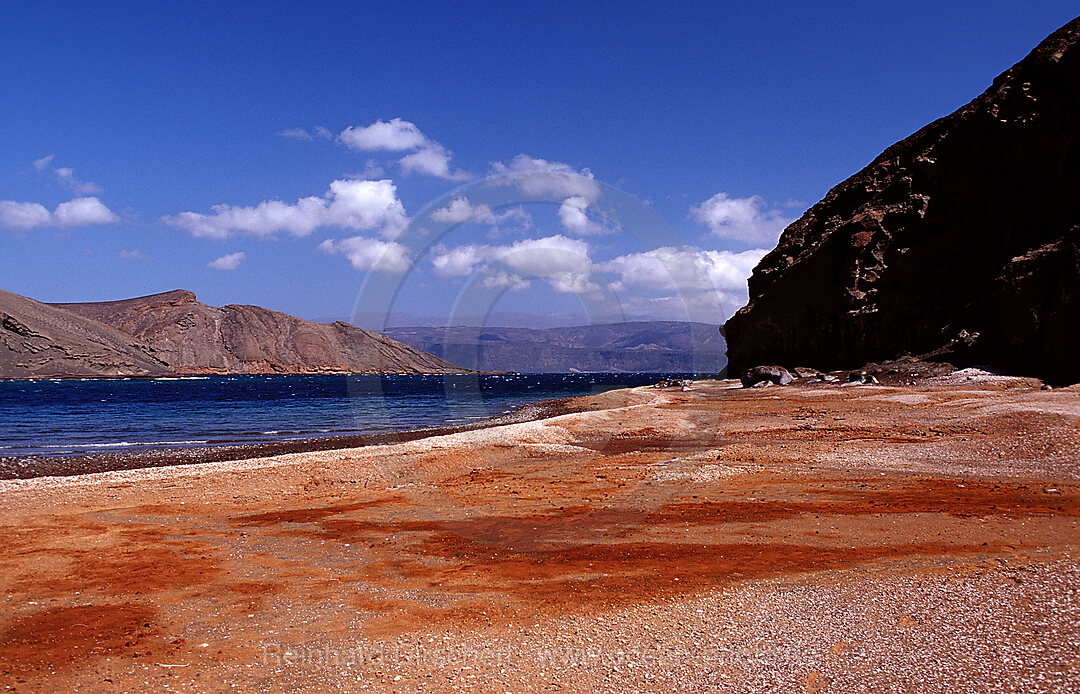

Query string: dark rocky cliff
723 18 1080 385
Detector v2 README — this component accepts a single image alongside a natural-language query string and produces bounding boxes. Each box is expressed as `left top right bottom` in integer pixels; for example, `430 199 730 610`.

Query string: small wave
37 439 211 449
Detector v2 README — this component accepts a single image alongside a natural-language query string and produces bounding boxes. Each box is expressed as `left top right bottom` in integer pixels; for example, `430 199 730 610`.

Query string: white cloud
0 201 52 230
338 118 429 152
324 179 408 238
428 199 532 237
399 145 470 181
499 234 592 278
31 157 103 194
162 178 408 240
279 127 313 140
690 192 792 244
596 246 768 322
431 197 493 224
603 246 765 293
1 197 119 230
337 118 469 180
430 243 490 277
54 167 104 195
482 271 530 291
557 195 613 235
318 236 411 274
117 249 147 260
53 197 120 226
489 155 601 202
488 207 532 226
208 251 246 270
280 126 334 141
430 234 595 294
426 231 765 321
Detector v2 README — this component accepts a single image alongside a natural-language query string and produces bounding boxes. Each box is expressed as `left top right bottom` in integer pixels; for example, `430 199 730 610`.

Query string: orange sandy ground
0 379 1077 692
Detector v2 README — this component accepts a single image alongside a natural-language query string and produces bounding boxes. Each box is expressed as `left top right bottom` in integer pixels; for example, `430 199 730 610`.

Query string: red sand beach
1 374 1077 692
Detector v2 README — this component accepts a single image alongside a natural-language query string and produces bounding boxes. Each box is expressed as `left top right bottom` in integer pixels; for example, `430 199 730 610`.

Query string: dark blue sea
0 373 690 458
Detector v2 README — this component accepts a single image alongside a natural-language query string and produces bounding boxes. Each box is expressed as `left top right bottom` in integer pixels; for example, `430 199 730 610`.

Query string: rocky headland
724 17 1080 386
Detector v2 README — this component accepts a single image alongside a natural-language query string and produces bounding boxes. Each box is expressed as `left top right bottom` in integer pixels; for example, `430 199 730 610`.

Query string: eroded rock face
0 289 169 378
724 18 1080 386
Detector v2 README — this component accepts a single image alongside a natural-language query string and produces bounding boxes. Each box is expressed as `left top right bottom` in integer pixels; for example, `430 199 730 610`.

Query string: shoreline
0 394 588 481
0 376 1076 692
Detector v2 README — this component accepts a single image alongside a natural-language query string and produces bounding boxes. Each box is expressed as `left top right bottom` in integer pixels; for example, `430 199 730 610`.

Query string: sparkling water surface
0 373 691 457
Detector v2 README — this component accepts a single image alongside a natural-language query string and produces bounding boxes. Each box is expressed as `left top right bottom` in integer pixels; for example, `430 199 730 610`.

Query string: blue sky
2 1 1076 328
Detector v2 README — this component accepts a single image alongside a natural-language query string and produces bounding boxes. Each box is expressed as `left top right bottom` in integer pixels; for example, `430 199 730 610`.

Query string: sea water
0 373 691 457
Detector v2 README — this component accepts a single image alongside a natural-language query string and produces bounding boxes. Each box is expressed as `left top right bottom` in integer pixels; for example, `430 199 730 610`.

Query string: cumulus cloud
557 195 613 235
431 197 493 224
599 246 767 320
338 118 429 152
0 201 52 230
428 198 533 237
430 234 596 294
690 193 792 244
32 155 55 171
207 251 246 270
489 154 601 202
336 118 469 180
499 235 592 278
427 230 765 321
162 178 408 240
399 145 470 181
53 197 119 226
318 236 411 274
481 271 531 291
0 197 119 231
601 246 766 295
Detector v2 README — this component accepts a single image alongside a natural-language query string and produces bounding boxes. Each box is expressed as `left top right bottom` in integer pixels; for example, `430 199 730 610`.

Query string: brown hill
49 290 469 376
723 17 1080 385
0 288 468 378
0 289 169 378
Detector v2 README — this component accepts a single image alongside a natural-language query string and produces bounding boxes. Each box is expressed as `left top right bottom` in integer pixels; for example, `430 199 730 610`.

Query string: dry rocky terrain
0 288 467 378
0 375 1077 692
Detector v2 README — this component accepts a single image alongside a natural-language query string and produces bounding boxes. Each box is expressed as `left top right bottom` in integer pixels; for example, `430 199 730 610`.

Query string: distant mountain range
0 289 467 378
1 287 727 378
384 322 726 373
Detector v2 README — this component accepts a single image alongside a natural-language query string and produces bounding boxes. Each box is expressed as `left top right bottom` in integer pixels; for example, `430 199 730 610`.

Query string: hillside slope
0 289 169 378
51 290 469 375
